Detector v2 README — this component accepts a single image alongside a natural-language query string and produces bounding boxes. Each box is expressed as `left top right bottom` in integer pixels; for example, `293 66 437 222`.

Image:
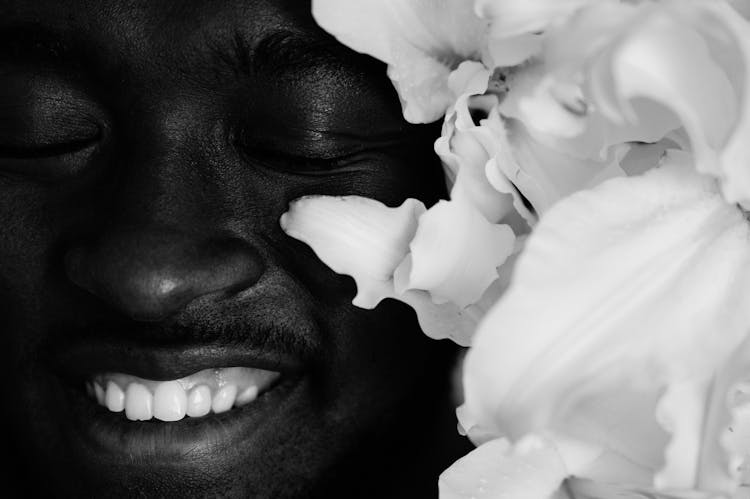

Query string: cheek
0 187 53 310
0 182 88 367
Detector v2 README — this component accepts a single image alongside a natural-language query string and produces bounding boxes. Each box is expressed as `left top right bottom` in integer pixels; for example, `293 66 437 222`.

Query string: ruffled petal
435 62 517 223
438 436 568 499
280 196 424 308
281 195 515 346
405 200 515 308
312 0 487 123
461 152 750 484
396 286 488 346
696 335 750 492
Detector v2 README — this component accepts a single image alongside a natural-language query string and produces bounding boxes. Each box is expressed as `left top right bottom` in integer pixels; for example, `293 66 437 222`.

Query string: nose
65 227 264 321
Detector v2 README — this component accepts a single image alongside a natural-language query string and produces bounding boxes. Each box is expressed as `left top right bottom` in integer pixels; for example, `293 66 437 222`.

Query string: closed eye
235 140 368 176
0 132 101 159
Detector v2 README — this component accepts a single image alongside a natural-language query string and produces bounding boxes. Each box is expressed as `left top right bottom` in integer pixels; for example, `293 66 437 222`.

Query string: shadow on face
0 0 472 497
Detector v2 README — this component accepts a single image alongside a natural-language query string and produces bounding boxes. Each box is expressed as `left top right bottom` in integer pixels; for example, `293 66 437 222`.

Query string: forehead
2 0 316 45
0 0 404 135
1 0 339 75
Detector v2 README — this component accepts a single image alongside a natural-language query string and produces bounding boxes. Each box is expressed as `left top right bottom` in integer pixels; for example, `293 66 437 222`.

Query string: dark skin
0 0 472 497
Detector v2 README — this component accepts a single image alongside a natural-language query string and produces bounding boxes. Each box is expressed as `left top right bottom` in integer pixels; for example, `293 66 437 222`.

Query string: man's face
0 0 460 496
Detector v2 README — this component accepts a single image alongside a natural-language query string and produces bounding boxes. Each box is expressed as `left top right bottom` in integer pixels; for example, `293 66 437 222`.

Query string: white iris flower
284 0 750 496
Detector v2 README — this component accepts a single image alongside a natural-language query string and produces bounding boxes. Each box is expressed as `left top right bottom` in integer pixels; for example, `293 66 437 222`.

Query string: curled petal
435 62 517 223
438 436 568 499
475 108 537 225
599 4 738 179
405 200 515 308
312 0 487 123
280 196 424 308
388 51 457 123
447 60 491 100
462 152 750 482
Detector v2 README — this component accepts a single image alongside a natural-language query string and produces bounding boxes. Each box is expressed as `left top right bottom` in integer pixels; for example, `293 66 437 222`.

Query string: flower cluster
281 0 750 497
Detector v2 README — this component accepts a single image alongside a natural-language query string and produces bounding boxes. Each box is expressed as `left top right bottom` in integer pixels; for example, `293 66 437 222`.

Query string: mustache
48 297 323 365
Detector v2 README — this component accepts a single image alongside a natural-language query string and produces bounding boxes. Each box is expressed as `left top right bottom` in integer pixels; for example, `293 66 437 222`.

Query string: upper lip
44 291 321 383
51 340 307 382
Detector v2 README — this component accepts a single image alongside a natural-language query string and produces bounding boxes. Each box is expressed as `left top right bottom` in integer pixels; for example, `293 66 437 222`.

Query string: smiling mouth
47 336 311 463
87 366 282 421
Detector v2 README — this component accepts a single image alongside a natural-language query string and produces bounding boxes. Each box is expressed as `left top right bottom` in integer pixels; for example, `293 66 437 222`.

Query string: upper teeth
86 367 280 422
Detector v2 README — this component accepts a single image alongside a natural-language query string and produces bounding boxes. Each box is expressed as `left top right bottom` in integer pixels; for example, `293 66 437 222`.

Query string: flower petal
487 116 627 218
396 287 485 346
438 436 568 499
312 0 487 123
435 62 517 223
654 378 713 490
280 196 424 308
701 1 750 206
565 478 702 499
405 200 515 308
483 33 543 68
600 4 738 180
281 195 513 346
697 335 750 492
461 152 750 481
730 0 750 20
474 0 609 39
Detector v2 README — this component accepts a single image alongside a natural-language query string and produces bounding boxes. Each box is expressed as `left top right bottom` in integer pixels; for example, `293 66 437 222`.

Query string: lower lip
57 371 306 464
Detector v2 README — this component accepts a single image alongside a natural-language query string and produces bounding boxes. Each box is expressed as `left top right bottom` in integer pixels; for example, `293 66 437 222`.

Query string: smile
87 367 281 421
48 337 310 463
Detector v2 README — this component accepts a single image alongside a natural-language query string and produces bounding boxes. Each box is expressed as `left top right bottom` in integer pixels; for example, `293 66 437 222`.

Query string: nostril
65 229 265 322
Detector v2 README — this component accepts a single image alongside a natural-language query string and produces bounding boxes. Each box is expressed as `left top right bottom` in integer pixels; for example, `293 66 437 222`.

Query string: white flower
281 195 516 346
295 1 750 494
446 152 750 498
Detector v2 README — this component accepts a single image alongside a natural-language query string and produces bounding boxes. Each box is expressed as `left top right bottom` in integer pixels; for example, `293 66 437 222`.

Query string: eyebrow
208 28 349 80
